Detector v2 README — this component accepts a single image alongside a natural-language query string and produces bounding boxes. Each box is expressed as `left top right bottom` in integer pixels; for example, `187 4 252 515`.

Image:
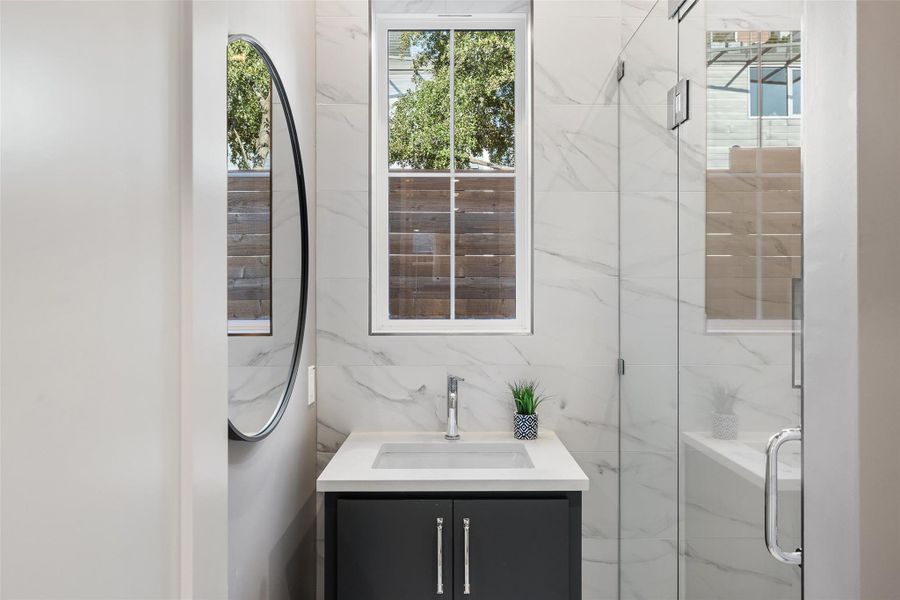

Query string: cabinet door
336 499 453 600
453 499 570 600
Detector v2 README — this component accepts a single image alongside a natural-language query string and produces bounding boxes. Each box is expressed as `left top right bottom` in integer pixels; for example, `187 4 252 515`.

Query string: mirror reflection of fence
228 171 272 335
705 30 802 328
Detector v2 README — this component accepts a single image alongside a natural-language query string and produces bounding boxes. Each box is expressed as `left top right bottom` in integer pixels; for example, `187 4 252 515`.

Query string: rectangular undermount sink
372 442 535 469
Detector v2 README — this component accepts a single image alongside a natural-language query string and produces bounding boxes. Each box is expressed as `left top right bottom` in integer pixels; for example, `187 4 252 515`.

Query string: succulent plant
508 380 549 416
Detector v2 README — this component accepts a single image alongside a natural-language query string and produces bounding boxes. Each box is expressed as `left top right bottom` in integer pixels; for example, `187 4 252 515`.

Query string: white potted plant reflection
709 382 741 440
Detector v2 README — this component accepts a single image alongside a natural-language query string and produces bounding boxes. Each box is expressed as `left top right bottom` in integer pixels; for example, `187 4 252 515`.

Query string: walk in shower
618 1 804 597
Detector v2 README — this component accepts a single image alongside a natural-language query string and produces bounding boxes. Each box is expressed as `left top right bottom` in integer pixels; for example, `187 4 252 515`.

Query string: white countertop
316 431 589 493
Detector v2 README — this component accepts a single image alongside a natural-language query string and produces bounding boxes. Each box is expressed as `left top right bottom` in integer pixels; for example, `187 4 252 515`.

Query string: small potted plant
508 380 548 440
710 382 741 440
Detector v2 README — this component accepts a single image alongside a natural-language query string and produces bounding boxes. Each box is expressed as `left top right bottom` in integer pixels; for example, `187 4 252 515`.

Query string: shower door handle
765 427 802 565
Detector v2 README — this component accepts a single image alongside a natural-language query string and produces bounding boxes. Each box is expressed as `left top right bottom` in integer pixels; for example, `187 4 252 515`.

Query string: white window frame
371 13 532 335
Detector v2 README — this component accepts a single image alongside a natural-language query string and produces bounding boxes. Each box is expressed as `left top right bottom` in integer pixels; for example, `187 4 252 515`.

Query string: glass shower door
676 2 803 598
617 1 679 598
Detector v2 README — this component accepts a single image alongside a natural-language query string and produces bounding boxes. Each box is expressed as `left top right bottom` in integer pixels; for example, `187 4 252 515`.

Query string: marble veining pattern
583 538 619 600
534 192 619 278
683 538 801 600
535 105 619 193
619 451 677 539
620 365 677 452
575 452 619 540
316 18 369 105
620 538 678 600
316 104 369 192
316 190 369 279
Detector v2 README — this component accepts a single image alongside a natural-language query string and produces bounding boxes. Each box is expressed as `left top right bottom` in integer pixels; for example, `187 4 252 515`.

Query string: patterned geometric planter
514 413 539 440
712 412 738 440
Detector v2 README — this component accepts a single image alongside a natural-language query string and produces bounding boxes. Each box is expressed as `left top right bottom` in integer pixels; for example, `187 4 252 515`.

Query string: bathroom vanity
317 432 588 600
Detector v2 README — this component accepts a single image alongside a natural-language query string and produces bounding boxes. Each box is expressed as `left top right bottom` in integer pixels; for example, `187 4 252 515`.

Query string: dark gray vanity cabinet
452 499 570 599
335 499 453 600
325 493 581 600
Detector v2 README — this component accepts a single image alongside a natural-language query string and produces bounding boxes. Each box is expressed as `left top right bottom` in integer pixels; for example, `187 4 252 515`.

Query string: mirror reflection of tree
227 39 272 171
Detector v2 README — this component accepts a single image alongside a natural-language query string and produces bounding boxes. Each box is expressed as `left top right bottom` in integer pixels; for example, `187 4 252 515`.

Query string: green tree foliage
227 40 272 171
389 30 515 170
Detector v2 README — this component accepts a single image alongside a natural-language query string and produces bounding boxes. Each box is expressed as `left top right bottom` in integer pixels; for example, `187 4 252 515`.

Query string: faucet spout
445 375 465 440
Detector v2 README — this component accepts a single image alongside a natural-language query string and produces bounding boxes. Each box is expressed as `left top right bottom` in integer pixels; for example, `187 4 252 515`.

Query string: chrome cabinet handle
463 518 471 595
436 518 444 595
765 427 802 565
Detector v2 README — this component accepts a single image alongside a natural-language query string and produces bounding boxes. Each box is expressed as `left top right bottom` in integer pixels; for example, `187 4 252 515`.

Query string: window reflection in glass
705 30 802 322
750 67 788 116
792 67 802 115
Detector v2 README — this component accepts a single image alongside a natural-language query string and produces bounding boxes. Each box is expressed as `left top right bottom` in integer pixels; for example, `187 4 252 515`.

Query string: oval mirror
226 35 309 441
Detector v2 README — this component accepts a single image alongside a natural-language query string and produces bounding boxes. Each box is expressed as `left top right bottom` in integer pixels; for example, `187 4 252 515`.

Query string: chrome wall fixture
667 78 690 130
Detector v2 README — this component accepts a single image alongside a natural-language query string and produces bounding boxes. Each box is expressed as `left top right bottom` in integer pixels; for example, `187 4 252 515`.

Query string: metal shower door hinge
667 78 690 130
617 59 625 81
618 358 626 376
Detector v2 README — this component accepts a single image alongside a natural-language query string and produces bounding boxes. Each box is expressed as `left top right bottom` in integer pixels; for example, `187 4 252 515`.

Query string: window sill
705 319 799 334
228 319 272 336
370 318 532 336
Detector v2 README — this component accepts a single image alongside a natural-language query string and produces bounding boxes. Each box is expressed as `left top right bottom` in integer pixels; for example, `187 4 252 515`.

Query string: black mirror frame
227 34 310 442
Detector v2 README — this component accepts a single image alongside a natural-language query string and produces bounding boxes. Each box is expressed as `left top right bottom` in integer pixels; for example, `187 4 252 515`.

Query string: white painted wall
186 2 231 597
856 1 900 596
803 1 860 597
218 3 319 600
0 1 219 597
1 4 320 599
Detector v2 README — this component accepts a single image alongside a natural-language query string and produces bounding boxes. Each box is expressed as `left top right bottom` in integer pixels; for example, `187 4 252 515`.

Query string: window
706 31 802 329
227 39 273 335
371 15 531 334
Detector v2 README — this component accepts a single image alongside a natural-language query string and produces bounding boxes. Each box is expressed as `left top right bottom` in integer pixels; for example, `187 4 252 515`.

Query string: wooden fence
389 175 516 320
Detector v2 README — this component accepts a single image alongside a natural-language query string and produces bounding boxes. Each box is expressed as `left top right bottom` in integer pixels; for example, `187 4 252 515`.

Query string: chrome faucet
445 375 465 440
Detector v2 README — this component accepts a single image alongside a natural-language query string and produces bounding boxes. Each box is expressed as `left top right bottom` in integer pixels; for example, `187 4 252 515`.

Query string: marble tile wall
683 446 801 600
617 2 680 597
314 1 628 598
